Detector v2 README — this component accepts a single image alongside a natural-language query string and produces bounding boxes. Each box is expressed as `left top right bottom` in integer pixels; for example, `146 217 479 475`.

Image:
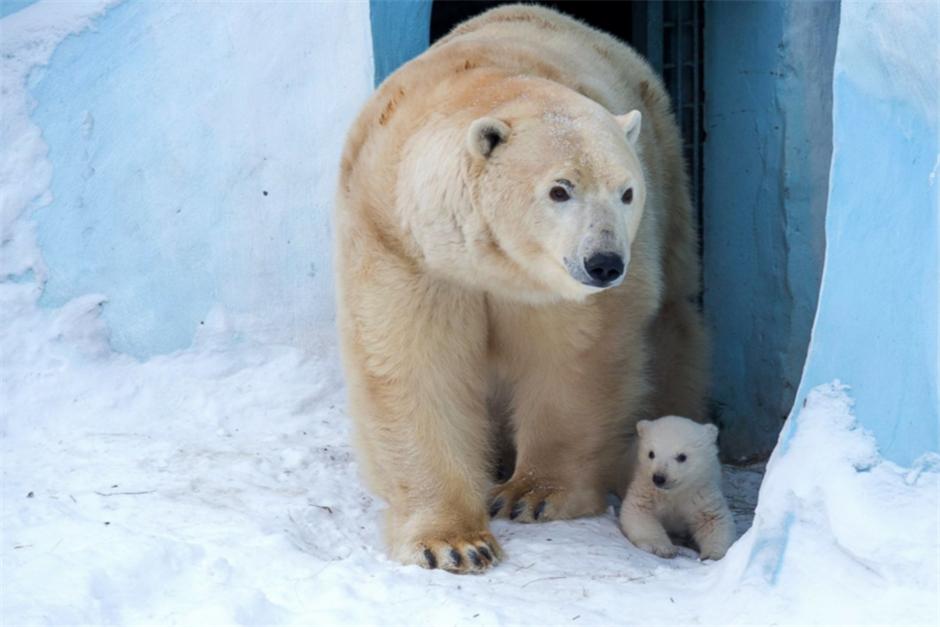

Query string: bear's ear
703 423 719 443
615 110 642 147
636 419 651 438
467 117 510 159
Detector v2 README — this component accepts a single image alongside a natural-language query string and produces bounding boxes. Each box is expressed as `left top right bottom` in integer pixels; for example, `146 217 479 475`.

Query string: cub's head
635 416 720 491
465 85 647 301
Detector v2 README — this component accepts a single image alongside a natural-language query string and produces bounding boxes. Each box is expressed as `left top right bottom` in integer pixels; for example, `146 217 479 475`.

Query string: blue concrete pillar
369 0 432 86
703 1 839 459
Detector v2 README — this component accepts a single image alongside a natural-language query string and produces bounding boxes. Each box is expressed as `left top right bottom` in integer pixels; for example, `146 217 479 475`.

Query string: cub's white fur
620 416 735 560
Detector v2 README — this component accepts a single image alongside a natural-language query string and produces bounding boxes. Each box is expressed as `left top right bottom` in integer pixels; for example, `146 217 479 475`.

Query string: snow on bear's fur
335 4 708 573
620 416 735 560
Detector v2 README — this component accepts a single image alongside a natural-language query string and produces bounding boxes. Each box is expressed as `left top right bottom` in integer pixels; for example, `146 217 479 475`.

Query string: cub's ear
467 117 510 159
615 110 642 147
703 423 719 443
636 419 651 438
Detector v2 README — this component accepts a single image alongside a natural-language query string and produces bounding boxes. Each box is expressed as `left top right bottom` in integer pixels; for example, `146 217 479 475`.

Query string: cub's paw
403 531 503 574
633 539 679 558
697 543 730 561
488 475 605 523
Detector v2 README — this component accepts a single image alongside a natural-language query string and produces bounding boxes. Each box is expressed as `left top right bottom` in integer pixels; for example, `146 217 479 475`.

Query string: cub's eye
549 186 570 202
648 451 655 459
621 188 634 204
676 453 687 463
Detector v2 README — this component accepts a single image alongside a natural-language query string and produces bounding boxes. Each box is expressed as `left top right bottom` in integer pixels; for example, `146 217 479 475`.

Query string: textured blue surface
703 2 837 458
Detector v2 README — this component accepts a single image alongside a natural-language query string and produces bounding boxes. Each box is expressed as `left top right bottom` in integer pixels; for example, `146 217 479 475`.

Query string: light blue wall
0 0 37 19
28 1 374 357
369 0 431 87
781 0 939 466
703 1 838 459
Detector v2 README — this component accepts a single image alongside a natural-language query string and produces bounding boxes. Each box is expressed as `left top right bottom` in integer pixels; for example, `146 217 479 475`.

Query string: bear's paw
488 476 606 523
401 530 503 574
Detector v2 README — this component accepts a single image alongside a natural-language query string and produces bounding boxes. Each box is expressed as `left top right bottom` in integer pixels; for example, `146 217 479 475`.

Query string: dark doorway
431 2 641 53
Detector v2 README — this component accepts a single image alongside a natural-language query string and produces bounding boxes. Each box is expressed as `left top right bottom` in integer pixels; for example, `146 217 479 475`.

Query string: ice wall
721 2 940 593
25 1 373 357
0 1 36 19
785 0 939 465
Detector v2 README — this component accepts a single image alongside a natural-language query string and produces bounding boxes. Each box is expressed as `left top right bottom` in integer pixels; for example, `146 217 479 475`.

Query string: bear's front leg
488 306 647 523
688 497 736 561
341 272 499 573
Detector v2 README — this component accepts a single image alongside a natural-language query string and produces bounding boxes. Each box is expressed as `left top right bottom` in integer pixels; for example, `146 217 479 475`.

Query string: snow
2 2 939 625
5 287 936 624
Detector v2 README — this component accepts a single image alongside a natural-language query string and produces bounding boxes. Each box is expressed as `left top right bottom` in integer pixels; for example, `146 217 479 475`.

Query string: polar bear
619 416 735 560
335 4 708 573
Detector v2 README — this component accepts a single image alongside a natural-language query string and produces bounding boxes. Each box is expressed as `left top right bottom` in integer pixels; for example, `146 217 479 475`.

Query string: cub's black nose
584 252 624 284
652 473 667 487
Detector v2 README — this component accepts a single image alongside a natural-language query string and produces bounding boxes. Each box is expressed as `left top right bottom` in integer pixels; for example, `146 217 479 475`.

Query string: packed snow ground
2 281 767 625
3 280 937 625
2 2 938 625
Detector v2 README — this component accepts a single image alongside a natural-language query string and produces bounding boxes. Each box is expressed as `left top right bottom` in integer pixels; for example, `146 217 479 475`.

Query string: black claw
450 548 463 567
478 546 492 561
467 548 483 568
510 501 524 520
533 500 547 520
489 498 504 518
423 548 438 569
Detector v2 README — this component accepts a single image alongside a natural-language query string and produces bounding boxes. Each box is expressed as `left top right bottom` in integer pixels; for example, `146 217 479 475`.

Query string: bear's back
340 4 677 198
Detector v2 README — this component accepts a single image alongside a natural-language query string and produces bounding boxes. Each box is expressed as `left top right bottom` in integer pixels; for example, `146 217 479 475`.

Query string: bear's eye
549 186 570 202
648 451 655 459
622 188 634 204
676 453 687 463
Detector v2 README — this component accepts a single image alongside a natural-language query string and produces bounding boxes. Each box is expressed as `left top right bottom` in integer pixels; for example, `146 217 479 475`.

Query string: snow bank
5 290 935 624
713 384 939 624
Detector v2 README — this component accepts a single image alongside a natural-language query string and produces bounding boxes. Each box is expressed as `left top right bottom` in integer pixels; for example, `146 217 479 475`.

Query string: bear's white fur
620 416 735 560
336 4 708 573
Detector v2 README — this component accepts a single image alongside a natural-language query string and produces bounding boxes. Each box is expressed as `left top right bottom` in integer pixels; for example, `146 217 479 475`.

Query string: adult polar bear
335 4 707 573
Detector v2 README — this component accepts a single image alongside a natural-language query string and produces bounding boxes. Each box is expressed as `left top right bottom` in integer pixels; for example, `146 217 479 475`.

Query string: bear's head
463 83 647 301
635 416 720 492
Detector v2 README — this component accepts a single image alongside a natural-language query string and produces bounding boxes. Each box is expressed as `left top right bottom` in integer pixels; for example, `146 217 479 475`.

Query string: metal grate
662 1 705 260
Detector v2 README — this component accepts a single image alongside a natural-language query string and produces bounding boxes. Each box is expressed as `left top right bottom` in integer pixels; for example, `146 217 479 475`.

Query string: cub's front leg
688 496 736 561
341 269 500 573
619 490 678 558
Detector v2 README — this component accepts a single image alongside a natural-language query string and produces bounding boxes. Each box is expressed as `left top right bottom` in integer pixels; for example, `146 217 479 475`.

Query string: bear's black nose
652 473 667 487
584 252 624 285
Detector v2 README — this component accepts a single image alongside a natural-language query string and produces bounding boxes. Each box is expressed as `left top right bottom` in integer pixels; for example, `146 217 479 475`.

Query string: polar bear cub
619 416 735 560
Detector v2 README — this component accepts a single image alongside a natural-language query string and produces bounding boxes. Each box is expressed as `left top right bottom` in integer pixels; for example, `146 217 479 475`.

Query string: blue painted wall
703 1 838 459
783 0 939 465
369 0 431 87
